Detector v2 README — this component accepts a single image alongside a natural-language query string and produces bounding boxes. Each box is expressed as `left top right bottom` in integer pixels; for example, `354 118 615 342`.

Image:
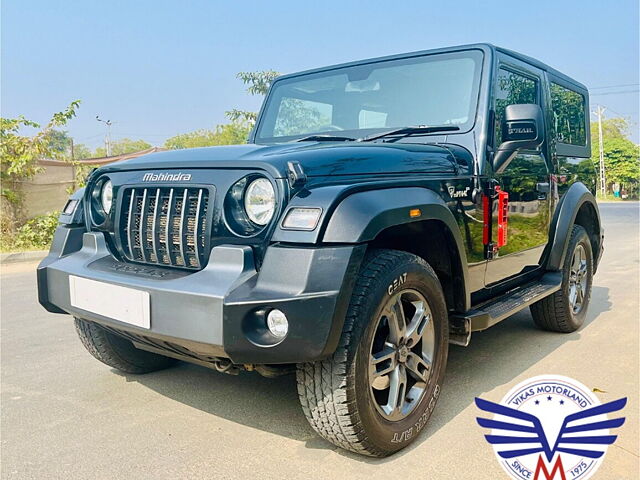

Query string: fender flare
546 182 602 271
322 187 470 310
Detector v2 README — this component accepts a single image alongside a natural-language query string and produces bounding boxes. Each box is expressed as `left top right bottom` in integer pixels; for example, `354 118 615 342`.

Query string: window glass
274 99 333 137
494 68 538 145
550 83 586 146
256 50 484 142
358 109 388 128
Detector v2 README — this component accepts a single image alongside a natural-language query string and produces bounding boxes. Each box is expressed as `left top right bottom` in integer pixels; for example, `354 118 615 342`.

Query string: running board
449 272 562 346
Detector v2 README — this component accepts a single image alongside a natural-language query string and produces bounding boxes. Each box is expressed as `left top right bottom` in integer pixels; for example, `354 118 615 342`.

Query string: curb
0 250 48 264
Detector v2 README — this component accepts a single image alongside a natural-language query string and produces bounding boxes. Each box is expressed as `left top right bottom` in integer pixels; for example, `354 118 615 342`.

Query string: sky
2 0 639 149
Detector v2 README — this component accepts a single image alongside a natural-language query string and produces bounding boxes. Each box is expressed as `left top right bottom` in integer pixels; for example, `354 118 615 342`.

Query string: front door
484 64 551 286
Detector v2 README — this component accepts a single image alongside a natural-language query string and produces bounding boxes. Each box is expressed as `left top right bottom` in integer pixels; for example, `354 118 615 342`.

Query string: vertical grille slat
118 185 210 270
151 188 161 263
193 189 203 269
164 188 175 265
126 188 136 260
178 189 188 267
139 189 150 263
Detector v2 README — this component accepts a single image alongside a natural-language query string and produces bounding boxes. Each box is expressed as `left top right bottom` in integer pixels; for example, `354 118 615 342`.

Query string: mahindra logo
142 172 192 182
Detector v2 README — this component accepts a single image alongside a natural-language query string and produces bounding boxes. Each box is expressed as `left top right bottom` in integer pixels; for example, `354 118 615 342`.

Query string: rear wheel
75 318 177 374
531 225 593 332
296 249 448 456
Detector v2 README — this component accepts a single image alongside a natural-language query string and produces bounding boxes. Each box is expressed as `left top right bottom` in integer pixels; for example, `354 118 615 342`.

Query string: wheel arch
547 182 602 271
322 187 470 312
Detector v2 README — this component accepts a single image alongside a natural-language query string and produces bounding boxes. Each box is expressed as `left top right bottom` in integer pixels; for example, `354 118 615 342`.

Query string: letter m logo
534 455 566 480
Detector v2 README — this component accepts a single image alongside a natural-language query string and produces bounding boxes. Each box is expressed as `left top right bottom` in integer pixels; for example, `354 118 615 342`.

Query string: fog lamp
266 309 289 338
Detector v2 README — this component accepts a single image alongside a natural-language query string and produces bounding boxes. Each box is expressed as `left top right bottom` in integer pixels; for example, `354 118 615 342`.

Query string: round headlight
100 180 113 213
244 178 275 225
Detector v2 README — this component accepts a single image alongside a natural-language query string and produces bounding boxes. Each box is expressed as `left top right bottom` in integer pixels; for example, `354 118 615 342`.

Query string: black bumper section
37 225 366 365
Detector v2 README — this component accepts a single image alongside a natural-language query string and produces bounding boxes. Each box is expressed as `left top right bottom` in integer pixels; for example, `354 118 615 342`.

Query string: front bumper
38 226 364 364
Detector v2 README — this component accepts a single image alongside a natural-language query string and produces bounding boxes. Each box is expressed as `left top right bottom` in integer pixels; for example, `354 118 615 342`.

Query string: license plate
69 276 150 329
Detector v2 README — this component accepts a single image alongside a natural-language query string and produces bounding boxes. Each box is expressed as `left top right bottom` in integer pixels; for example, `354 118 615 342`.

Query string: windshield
254 50 484 143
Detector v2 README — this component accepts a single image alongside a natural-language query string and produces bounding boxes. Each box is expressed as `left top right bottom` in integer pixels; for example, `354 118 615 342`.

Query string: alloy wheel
368 289 435 421
568 244 588 314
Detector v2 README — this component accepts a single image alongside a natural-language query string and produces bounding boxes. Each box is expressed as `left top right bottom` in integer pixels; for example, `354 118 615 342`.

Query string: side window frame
547 73 591 158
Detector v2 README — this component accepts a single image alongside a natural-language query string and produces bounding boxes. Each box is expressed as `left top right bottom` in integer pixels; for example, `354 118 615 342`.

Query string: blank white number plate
69 276 150 329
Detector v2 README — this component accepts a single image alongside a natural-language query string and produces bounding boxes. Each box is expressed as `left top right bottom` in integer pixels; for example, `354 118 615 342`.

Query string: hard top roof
275 43 587 92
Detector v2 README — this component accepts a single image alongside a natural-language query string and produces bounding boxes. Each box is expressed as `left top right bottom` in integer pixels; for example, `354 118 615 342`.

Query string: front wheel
75 318 178 374
296 249 448 457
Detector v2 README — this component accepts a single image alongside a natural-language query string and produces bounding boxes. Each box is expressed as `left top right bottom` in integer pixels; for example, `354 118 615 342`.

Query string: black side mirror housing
493 104 545 173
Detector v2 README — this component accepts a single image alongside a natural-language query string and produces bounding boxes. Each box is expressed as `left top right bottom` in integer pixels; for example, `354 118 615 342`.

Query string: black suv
38 43 603 456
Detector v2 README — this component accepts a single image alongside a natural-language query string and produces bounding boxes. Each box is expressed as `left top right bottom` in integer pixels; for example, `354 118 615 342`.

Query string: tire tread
296 249 438 456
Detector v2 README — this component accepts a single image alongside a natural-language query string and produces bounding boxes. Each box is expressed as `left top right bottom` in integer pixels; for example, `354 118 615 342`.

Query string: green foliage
236 70 279 96
225 70 279 124
591 118 640 197
94 138 151 157
164 121 251 149
272 98 331 137
72 143 93 160
1 100 80 219
43 129 73 160
0 211 59 251
550 83 586 145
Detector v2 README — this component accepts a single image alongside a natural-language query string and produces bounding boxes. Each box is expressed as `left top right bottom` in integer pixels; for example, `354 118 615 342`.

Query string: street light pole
591 106 606 198
96 116 113 156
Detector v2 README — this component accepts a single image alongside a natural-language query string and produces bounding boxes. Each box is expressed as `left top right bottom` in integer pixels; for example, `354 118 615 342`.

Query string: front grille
117 187 211 270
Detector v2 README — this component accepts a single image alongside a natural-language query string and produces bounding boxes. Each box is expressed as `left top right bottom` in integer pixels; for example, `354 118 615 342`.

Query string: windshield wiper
295 134 356 142
358 125 460 142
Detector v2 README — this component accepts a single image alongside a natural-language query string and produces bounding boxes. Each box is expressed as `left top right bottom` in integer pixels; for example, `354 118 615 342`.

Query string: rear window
550 83 587 146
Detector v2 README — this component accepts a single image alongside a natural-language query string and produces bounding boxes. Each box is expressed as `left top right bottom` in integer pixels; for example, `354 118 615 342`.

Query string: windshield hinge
287 161 307 188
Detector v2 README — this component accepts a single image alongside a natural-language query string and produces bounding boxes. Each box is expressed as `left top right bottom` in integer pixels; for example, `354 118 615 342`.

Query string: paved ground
1 203 638 479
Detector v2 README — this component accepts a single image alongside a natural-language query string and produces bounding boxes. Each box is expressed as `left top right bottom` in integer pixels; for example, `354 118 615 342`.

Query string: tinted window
494 68 538 145
256 50 484 142
551 83 586 146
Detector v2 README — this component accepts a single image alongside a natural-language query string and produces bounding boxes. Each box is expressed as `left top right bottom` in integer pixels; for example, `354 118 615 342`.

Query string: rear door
484 58 552 286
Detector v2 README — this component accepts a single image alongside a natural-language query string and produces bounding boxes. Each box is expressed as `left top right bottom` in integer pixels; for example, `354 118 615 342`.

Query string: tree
226 70 279 123
94 138 152 157
43 129 73 160
590 118 640 197
164 121 251 150
71 143 93 160
1 101 80 206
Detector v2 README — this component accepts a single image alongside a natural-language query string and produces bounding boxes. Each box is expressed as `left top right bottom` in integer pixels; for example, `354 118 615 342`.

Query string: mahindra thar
38 43 603 456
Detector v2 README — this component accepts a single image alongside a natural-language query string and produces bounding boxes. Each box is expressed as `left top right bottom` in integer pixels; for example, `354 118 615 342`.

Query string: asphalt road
1 203 638 480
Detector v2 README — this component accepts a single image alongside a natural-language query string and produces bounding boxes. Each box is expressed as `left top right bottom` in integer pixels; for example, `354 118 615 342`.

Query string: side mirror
493 104 545 173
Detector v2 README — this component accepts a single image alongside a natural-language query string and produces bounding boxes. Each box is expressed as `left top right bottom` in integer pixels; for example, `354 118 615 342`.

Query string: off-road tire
74 318 177 374
296 249 449 457
531 225 593 332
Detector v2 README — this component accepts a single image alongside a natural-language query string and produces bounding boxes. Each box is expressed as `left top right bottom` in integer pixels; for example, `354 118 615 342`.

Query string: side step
449 272 562 346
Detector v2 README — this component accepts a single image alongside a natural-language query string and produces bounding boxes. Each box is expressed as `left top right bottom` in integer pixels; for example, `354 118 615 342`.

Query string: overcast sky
2 0 639 147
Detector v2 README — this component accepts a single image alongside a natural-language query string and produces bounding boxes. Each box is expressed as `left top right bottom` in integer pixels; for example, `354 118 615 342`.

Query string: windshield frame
252 47 486 144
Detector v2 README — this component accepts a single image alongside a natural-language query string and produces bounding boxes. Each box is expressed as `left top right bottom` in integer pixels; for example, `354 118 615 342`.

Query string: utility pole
96 116 113 156
592 106 606 198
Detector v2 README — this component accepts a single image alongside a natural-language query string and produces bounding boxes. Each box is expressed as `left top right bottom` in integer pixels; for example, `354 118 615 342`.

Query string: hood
104 141 472 178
